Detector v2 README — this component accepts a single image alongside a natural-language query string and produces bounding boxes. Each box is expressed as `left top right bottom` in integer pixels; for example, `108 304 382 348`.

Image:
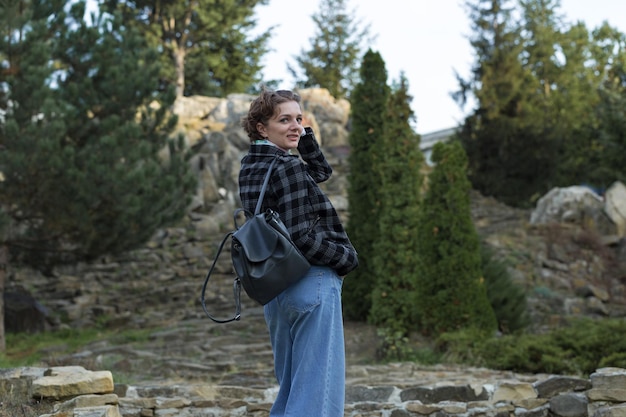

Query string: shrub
481 244 530 333
437 318 626 375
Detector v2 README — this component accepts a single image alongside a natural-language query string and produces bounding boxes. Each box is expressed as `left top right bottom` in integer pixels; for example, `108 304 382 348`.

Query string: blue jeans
264 266 345 417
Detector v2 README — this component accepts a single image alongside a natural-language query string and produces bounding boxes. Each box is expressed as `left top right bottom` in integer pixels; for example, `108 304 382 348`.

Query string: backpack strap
253 156 279 215
200 231 241 323
200 155 279 323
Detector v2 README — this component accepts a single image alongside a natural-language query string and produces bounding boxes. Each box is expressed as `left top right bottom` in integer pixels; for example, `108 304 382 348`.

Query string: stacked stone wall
2 366 626 417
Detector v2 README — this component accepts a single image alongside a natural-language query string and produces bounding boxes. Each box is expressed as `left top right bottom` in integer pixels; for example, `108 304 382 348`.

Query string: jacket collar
247 143 296 159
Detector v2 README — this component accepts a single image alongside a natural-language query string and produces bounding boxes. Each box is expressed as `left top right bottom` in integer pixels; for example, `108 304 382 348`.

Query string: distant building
420 127 459 164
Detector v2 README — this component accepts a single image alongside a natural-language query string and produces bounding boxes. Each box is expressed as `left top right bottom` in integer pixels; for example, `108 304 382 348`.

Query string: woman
240 88 358 416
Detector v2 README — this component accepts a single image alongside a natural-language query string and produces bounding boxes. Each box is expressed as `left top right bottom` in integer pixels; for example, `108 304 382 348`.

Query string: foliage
455 0 626 206
455 0 556 207
0 2 196 270
375 327 442 364
481 244 530 333
369 74 424 334
289 0 372 99
103 0 271 97
415 141 497 335
375 327 412 362
437 318 626 375
343 49 389 320
589 24 626 188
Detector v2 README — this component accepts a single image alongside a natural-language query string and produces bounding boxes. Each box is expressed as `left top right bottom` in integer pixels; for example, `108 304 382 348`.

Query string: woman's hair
241 88 301 142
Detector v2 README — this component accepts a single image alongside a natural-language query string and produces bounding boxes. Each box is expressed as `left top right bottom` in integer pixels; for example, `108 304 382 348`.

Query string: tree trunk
0 244 7 352
175 48 186 99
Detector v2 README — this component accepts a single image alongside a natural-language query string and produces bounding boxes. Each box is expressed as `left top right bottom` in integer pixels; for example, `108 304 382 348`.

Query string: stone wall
2 366 626 417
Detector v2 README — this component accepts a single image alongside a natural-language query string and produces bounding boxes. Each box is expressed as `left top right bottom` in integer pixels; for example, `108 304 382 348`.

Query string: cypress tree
343 50 389 320
0 1 196 349
415 141 497 335
369 74 424 334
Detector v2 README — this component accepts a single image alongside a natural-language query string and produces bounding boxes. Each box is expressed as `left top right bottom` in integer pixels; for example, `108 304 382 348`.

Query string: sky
251 0 626 135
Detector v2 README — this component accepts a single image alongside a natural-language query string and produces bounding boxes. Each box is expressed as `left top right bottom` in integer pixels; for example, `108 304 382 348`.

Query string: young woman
240 88 358 416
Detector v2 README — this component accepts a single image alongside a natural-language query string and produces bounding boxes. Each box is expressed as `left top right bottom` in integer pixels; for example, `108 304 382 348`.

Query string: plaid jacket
238 129 358 276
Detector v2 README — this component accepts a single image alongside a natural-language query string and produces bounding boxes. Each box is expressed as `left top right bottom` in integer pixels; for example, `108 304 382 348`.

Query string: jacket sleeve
297 127 332 183
271 150 358 276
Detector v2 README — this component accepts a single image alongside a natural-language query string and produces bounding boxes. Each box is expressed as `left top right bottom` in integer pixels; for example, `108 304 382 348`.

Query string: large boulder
530 186 617 236
605 181 626 238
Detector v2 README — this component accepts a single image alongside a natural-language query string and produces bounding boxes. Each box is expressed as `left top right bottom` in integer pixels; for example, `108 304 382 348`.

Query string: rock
549 393 588 417
605 181 626 238
530 186 616 236
492 382 537 403
534 375 591 398
32 367 114 400
588 368 626 402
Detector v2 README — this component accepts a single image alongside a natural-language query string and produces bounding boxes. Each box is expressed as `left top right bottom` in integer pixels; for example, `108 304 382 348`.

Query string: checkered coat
238 129 358 276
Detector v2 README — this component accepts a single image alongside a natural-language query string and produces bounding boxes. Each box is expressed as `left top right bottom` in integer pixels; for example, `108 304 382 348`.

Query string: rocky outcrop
530 185 617 236
605 182 626 238
172 90 353 237
3 366 626 417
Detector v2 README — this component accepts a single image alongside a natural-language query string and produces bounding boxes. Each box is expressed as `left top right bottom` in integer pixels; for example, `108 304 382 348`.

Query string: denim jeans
264 266 345 417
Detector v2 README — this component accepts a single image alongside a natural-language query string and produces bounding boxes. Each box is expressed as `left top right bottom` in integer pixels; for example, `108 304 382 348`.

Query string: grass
0 325 156 368
0 325 160 412
0 399 55 417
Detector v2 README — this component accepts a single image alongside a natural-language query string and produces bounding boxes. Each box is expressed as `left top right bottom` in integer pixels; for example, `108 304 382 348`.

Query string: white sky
252 0 626 134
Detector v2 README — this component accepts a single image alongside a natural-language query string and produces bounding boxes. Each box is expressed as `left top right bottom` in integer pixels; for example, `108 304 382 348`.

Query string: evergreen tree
519 0 602 191
456 0 614 206
0 1 196 350
481 244 529 334
368 74 424 334
585 23 626 188
103 0 271 98
343 50 389 320
454 0 549 207
289 0 372 99
415 141 497 335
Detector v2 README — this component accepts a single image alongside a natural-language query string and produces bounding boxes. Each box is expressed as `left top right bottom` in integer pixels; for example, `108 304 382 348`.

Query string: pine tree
519 0 601 191
415 141 497 335
0 1 196 350
289 0 372 99
577 23 626 188
456 0 613 206
103 0 271 98
343 49 389 320
454 0 545 207
480 244 529 334
368 74 424 334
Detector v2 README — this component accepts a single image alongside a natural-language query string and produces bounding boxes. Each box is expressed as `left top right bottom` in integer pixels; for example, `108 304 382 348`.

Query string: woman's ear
256 122 267 138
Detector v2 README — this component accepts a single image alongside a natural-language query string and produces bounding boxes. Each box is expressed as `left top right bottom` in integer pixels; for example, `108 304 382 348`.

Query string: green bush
375 327 442 364
437 318 626 375
481 244 530 333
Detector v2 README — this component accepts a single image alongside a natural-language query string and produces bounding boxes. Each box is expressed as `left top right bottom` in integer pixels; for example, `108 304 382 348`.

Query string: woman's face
256 101 303 151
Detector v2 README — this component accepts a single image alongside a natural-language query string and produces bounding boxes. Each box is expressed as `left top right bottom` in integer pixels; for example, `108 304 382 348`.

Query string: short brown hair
241 88 302 142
